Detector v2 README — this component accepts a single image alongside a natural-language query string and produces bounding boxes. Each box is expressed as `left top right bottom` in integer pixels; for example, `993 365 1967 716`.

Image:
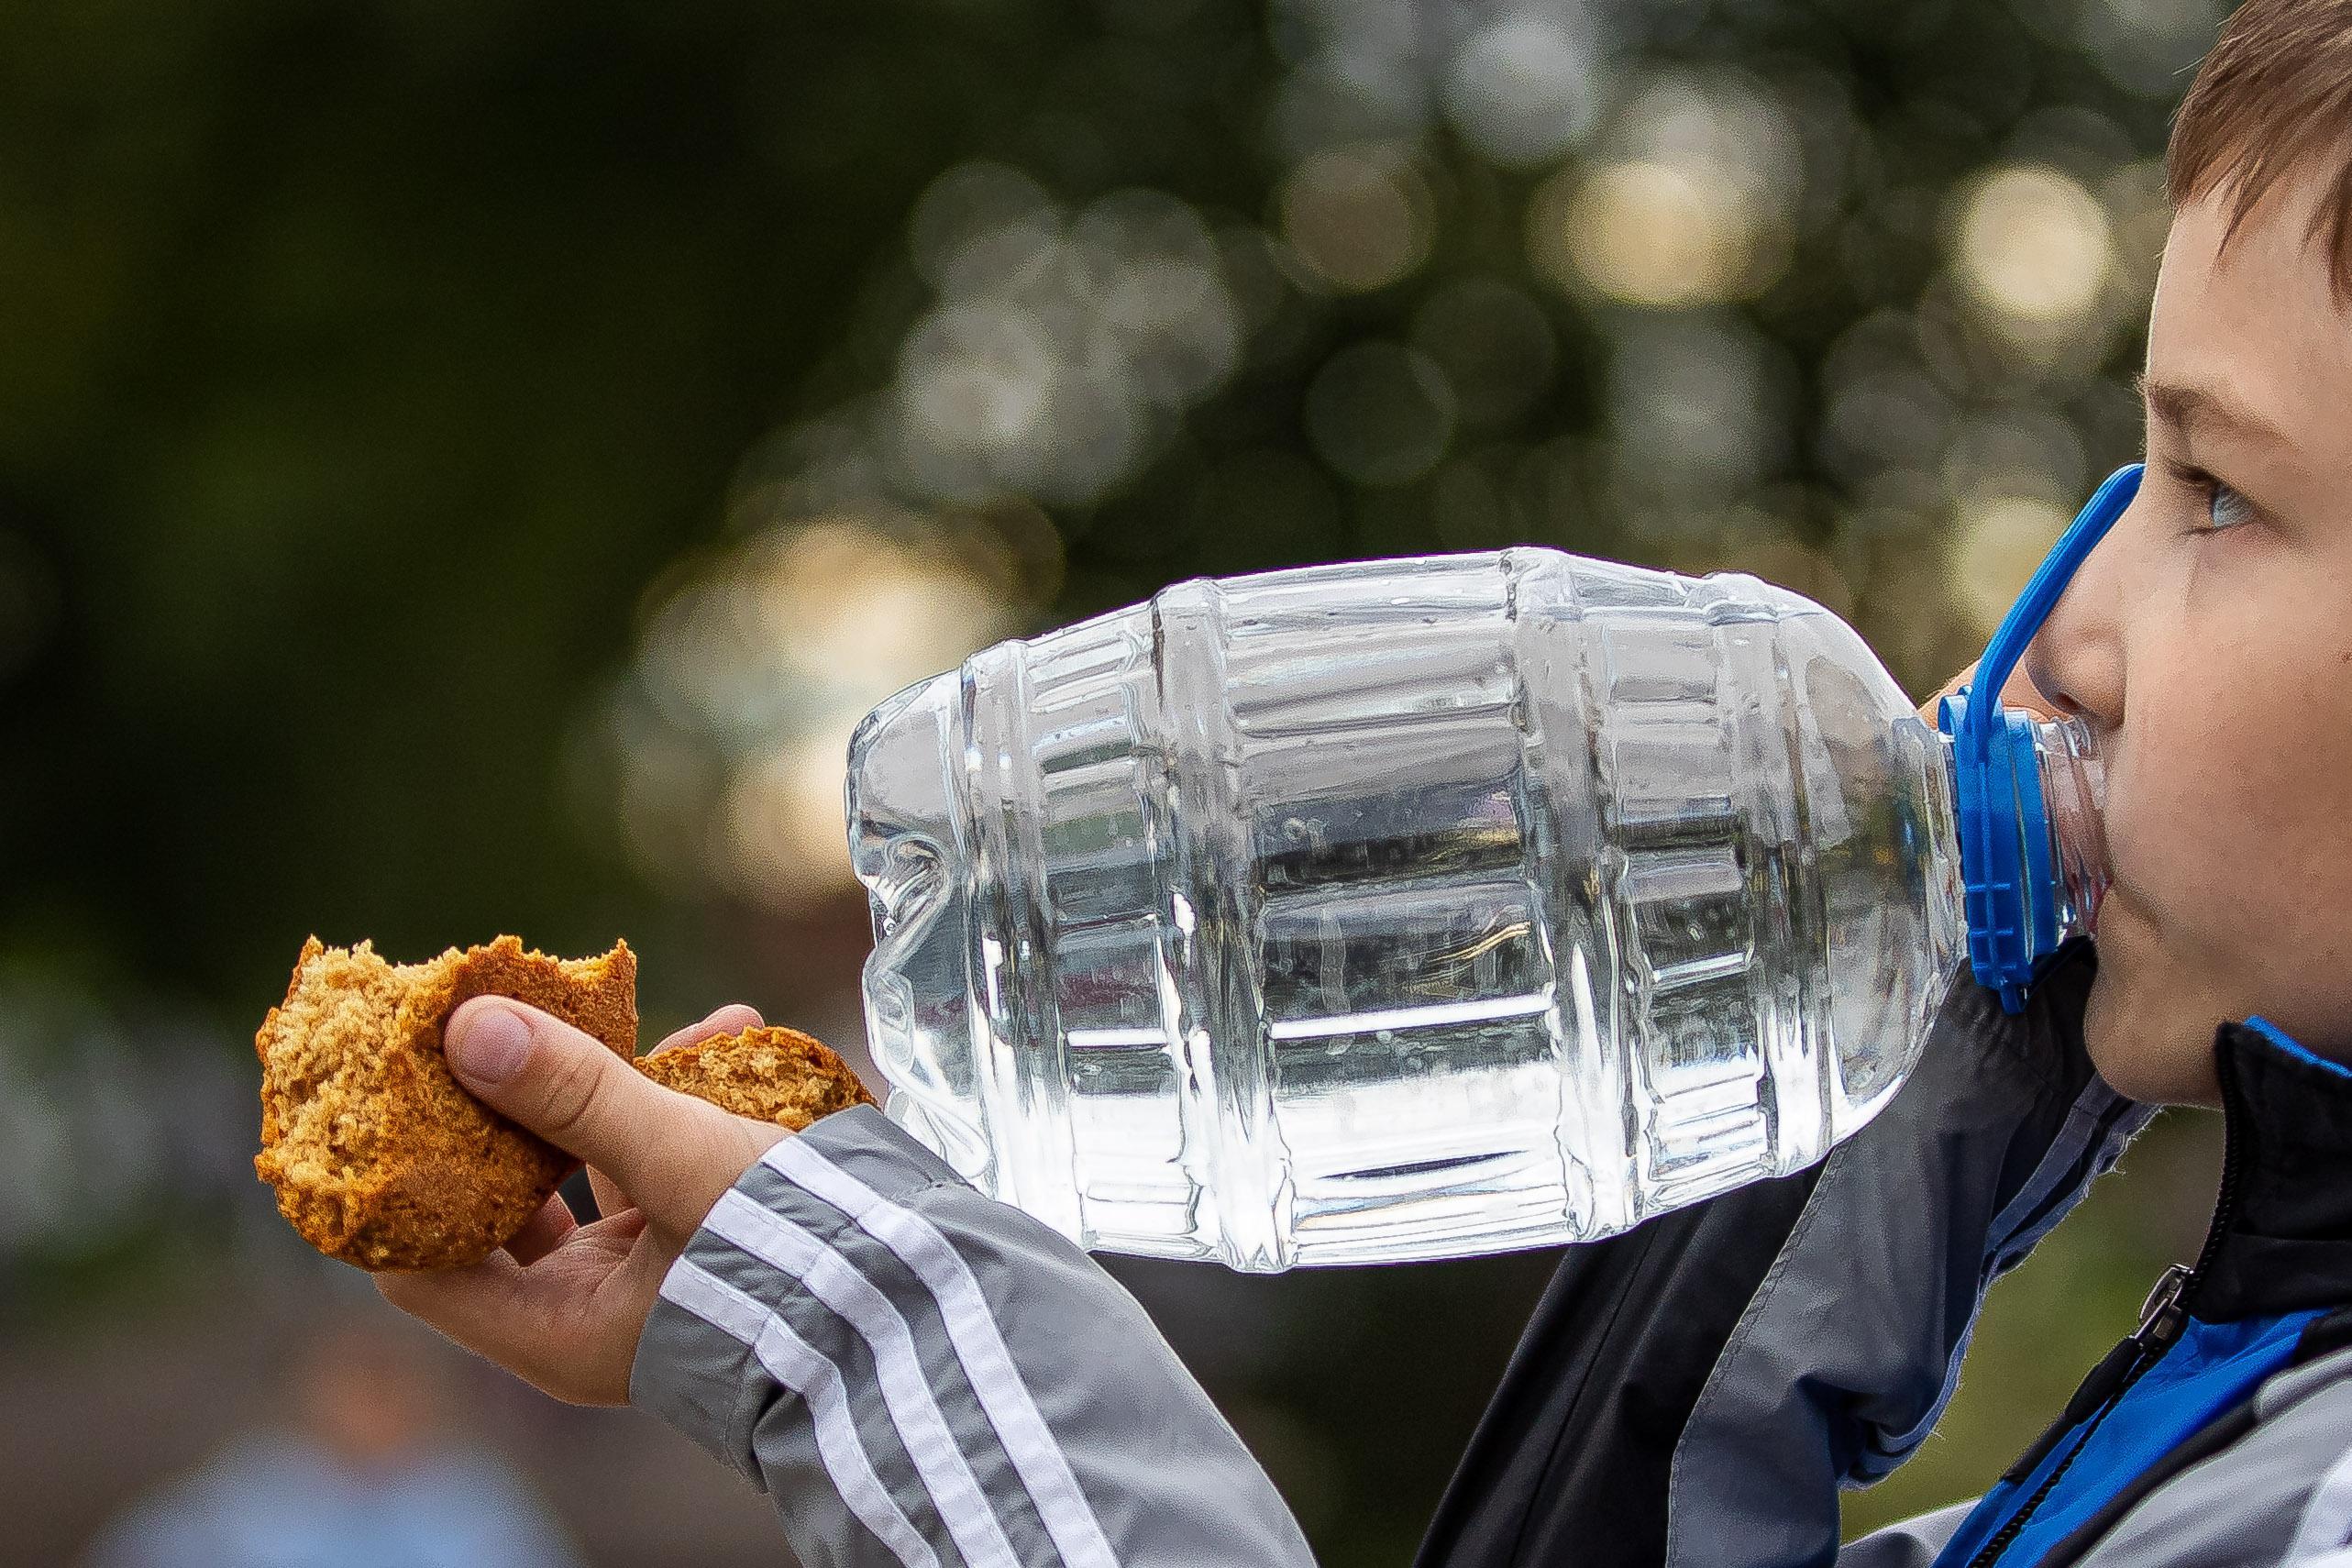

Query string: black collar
2184 1021 2352 1320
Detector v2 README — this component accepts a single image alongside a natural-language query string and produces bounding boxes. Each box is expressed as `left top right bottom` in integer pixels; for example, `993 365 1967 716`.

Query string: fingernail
450 1001 533 1085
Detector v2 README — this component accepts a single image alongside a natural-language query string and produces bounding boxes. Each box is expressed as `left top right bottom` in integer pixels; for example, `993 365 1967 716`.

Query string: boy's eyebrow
2136 370 2291 451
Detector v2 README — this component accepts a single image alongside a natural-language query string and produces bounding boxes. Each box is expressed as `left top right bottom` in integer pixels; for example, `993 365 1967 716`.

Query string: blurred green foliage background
0 0 2228 1562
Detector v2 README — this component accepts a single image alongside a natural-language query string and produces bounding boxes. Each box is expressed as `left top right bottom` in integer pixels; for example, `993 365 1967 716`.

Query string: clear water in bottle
846 549 2104 1270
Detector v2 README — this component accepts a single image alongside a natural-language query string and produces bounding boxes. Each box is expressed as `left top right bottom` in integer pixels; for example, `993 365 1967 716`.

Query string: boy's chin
2080 968 2225 1108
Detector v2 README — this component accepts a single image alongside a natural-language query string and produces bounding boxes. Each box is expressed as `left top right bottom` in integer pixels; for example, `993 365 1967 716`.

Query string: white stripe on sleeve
661 1259 943 1568
706 1190 1025 1568
764 1138 1122 1568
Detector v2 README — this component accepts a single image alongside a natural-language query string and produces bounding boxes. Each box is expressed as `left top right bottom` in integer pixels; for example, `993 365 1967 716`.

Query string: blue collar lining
2241 1016 2352 1080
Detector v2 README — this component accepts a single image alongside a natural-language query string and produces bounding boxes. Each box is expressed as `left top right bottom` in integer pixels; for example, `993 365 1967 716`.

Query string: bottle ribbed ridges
878 552 1891 1268
960 643 1084 1241
1237 563 1571 1263
1584 587 1787 1209
1006 614 1201 1256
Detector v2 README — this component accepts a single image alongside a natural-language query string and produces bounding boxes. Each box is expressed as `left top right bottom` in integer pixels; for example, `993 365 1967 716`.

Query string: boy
379 2 2352 1562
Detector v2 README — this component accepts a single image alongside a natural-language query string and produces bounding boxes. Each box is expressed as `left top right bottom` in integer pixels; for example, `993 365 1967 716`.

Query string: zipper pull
2135 1263 2193 1352
1998 1263 2194 1485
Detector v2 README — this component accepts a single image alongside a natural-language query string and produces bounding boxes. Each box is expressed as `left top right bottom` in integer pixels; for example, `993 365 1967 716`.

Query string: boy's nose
2020 493 2134 733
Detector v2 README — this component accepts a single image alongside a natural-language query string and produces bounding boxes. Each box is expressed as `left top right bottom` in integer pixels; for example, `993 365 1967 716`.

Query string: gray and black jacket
631 942 2352 1566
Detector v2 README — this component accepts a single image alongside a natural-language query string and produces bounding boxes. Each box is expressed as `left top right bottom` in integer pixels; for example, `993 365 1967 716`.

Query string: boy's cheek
2107 634 2317 907
2081 710 2256 1104
2078 917 2225 1106
2093 632 2352 1087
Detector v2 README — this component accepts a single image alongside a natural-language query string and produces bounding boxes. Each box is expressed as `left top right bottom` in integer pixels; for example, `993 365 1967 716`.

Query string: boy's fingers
580 1206 651 1247
587 1165 629 1222
650 1003 764 1058
581 1004 761 1220
375 1213 656 1406
504 1190 578 1266
445 998 667 1176
443 997 779 1231
376 1250 551 1381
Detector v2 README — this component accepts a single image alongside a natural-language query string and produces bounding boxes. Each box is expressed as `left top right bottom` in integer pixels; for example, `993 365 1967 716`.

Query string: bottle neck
2031 712 2111 946
1930 712 2112 959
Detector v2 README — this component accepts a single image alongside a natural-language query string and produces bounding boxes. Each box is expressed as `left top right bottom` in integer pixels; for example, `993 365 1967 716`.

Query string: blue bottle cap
1937 464 2141 1013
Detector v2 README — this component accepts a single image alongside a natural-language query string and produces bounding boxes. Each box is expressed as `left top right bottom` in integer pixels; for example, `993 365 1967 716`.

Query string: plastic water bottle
845 469 2139 1271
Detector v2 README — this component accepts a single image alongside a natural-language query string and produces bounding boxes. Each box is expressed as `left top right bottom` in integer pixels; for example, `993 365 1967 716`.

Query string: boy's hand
375 998 789 1407
1917 658 2066 726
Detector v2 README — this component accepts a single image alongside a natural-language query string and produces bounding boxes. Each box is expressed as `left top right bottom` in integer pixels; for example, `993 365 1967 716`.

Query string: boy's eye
2203 478 2255 531
2166 462 2257 533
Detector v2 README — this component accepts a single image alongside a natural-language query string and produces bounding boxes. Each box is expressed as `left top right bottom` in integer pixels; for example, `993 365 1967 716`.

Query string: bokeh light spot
1953 165 2115 331
616 514 1033 911
910 161 1060 296
1949 494 2072 638
1279 146 1434 293
1604 315 1788 496
1441 12 1599 166
1531 160 1771 307
1529 71 1800 308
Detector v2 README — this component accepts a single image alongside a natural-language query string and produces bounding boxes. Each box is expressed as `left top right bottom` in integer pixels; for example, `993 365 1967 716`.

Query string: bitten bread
254 934 640 1272
635 1024 875 1128
255 936 878 1273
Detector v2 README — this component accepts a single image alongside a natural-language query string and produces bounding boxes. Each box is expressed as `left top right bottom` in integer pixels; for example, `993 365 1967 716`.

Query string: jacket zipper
1960 1264 2192 1567
1963 1071 2247 1568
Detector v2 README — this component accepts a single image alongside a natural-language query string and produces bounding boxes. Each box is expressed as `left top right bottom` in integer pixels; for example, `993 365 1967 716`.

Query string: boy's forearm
629 1103 1317 1568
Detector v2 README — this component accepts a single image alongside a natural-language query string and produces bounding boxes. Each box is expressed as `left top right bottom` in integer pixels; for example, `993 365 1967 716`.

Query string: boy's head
2025 0 2352 1105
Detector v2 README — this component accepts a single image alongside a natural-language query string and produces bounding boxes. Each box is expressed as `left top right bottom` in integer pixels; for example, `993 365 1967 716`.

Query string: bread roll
255 936 878 1273
254 934 639 1271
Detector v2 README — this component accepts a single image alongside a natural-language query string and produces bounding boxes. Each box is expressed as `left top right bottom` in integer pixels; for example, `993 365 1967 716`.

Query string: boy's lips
2086 855 2123 932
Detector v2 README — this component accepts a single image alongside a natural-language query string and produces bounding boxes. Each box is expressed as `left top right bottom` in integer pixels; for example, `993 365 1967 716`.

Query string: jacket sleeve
626 1102 1317 1568
1417 939 2153 1568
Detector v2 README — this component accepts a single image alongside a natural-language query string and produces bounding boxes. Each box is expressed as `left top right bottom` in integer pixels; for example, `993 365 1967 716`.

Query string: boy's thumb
446 998 689 1193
